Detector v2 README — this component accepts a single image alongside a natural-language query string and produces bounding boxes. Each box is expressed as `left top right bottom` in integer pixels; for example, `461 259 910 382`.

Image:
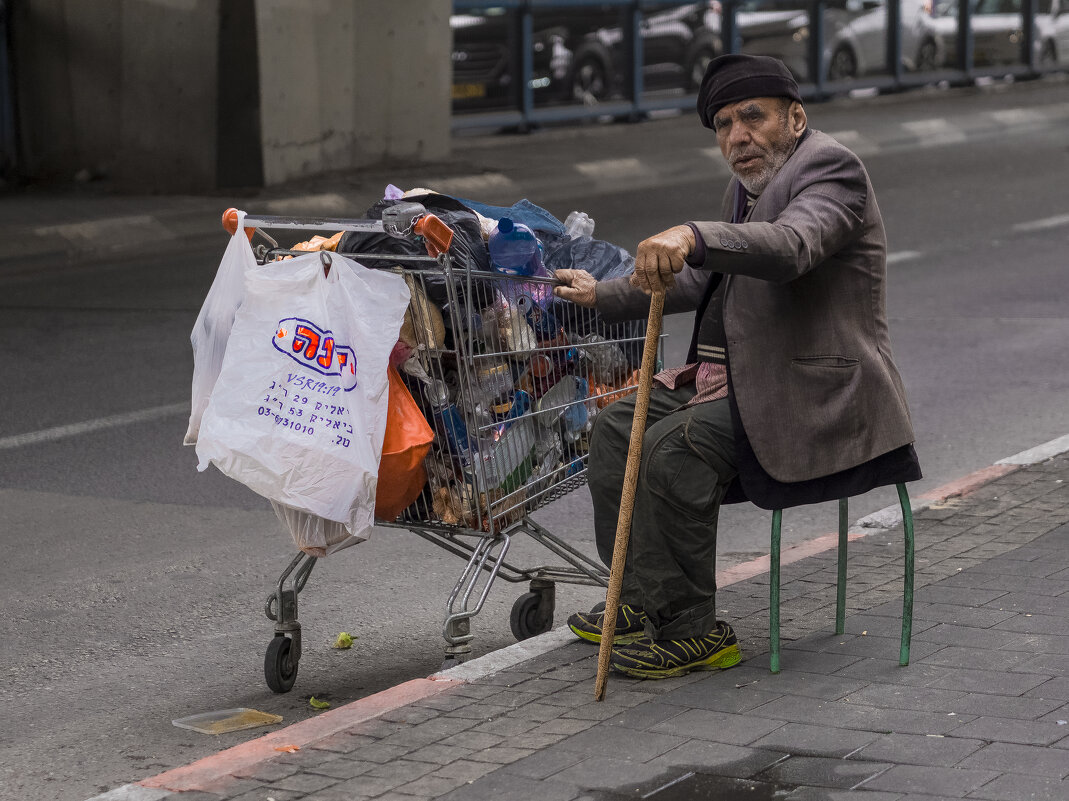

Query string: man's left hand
630 225 696 294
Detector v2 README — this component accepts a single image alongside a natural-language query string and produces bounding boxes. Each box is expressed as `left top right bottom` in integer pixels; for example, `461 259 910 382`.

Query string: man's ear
789 102 807 138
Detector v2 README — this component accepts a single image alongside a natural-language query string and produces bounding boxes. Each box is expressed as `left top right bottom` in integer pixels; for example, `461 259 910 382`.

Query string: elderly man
553 54 921 679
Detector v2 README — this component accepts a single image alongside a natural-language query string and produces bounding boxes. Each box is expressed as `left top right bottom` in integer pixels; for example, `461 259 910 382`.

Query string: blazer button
720 238 730 247
742 241 748 248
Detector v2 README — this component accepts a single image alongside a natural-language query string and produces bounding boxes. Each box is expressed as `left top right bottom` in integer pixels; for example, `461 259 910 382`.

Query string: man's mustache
730 148 766 166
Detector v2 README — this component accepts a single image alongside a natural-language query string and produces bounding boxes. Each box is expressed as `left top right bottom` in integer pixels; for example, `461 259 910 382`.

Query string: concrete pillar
12 0 220 191
11 0 451 191
255 0 451 187
114 0 220 191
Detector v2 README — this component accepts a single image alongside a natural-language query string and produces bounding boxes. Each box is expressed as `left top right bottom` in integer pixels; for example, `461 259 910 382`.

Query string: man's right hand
552 268 598 308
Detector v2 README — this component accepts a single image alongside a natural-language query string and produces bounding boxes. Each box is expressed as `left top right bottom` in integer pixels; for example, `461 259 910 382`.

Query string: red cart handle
413 214 454 257
222 207 254 241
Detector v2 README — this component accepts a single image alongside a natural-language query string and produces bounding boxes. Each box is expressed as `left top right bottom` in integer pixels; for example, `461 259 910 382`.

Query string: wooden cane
594 289 665 701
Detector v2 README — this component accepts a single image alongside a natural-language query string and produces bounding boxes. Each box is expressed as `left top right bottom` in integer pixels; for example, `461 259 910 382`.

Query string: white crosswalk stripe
901 118 967 145
0 403 189 451
1012 213 1069 233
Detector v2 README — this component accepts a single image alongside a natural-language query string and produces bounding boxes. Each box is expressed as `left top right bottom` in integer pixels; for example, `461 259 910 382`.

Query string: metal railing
452 0 1067 131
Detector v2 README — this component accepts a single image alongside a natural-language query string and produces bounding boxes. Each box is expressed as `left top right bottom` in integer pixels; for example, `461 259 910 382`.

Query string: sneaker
610 621 742 679
568 604 648 645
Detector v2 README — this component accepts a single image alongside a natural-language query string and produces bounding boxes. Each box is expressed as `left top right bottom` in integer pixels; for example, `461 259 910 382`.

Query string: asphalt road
1 85 1068 800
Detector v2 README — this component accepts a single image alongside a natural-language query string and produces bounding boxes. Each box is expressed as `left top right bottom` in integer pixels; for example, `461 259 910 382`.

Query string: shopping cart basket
222 205 659 693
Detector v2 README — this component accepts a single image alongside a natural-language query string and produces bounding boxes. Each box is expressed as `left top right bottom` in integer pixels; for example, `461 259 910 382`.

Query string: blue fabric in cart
453 197 566 236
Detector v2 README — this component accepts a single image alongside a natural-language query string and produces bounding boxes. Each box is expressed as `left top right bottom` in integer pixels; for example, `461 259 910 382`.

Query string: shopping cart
221 204 658 693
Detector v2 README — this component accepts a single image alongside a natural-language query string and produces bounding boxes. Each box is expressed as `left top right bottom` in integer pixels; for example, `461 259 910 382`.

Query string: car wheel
916 38 939 71
1040 40 1057 66
570 54 610 105
827 45 858 81
687 45 718 91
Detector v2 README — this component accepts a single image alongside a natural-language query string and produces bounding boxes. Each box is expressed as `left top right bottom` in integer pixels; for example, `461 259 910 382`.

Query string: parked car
831 0 945 75
1044 0 1069 63
450 7 560 110
931 0 1065 67
571 2 723 102
736 0 944 81
451 3 722 111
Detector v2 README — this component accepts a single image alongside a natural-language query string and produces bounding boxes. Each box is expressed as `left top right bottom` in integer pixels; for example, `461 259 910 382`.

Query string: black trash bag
338 194 493 308
542 232 634 282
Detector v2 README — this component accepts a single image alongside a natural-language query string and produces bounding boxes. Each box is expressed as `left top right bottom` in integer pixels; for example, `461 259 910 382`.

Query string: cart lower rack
225 206 657 692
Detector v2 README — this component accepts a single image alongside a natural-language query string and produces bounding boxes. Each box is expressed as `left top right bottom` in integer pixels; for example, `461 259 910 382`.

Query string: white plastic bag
184 212 258 445
195 251 410 550
270 500 362 558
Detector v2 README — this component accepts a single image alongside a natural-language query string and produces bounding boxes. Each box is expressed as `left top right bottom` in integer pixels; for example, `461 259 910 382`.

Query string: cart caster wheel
265 635 298 693
510 591 553 640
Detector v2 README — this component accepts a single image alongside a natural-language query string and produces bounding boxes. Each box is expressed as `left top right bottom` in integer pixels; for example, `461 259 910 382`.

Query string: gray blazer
595 129 915 483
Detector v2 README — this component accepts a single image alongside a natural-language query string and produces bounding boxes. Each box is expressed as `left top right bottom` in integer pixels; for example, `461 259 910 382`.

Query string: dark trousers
587 384 738 640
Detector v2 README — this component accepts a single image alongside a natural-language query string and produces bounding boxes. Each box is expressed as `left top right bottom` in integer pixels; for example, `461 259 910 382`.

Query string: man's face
713 97 806 194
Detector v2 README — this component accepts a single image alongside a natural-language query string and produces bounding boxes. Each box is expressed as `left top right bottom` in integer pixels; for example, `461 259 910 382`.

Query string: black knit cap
697 54 802 129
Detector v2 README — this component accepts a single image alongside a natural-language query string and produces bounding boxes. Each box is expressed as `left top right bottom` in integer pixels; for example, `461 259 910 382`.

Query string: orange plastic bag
375 366 434 521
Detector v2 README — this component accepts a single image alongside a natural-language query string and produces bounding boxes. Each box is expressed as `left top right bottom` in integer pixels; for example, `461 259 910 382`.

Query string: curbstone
83 447 1069 801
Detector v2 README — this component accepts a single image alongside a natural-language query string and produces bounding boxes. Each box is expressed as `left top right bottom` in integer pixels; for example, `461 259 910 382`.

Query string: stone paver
130 455 1069 801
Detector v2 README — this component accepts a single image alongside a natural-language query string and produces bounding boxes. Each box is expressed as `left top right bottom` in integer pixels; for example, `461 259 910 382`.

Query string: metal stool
768 482 915 673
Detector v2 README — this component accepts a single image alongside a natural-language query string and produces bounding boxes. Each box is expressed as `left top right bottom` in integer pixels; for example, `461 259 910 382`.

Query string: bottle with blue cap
488 216 545 276
488 216 553 308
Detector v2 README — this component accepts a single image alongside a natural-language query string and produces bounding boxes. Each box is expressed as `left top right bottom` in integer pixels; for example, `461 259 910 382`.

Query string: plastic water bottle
564 210 595 239
488 217 544 276
560 378 591 443
489 217 553 308
429 380 472 458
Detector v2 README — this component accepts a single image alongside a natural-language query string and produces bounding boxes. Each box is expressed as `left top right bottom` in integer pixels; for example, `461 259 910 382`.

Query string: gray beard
732 143 794 194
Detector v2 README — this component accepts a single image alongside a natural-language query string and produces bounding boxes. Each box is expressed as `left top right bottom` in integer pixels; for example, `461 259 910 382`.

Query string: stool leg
897 483 915 666
770 509 782 673
836 498 849 635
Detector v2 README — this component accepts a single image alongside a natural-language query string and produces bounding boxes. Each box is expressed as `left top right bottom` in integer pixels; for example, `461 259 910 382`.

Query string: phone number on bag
260 385 354 448
257 405 319 434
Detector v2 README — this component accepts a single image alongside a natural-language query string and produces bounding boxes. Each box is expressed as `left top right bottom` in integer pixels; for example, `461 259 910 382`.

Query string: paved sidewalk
100 450 1069 801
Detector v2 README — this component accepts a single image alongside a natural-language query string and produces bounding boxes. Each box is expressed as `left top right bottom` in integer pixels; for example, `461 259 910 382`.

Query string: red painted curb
716 461 1020 588
717 531 867 588
916 463 1019 503
127 458 1028 797
139 677 460 793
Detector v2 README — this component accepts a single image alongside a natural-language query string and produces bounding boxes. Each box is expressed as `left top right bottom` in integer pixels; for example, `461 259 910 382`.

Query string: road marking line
901 118 967 145
0 403 189 450
887 250 922 264
698 148 733 174
34 215 175 245
263 193 349 215
1012 213 1069 232
432 172 516 197
575 156 654 180
989 108 1048 126
828 129 880 155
